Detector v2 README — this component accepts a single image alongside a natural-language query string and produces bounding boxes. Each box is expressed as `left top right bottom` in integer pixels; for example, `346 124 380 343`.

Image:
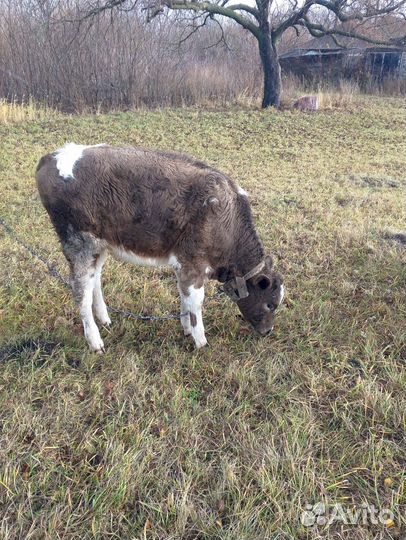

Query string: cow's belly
109 245 181 271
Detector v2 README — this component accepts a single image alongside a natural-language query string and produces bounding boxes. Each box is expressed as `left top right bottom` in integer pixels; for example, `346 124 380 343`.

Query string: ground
0 97 405 540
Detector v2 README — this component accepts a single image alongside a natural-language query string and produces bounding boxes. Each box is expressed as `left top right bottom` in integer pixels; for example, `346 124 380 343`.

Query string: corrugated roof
280 46 404 59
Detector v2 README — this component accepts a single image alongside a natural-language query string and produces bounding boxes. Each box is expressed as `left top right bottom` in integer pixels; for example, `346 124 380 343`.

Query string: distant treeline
0 1 404 111
0 0 262 111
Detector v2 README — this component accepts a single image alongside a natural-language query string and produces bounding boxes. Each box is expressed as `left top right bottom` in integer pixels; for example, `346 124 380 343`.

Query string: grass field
0 97 405 540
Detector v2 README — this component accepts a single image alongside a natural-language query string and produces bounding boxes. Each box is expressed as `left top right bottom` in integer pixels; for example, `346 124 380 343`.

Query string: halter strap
223 260 265 302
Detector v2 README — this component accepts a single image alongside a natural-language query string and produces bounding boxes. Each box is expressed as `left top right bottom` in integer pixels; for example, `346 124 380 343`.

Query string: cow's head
235 255 284 335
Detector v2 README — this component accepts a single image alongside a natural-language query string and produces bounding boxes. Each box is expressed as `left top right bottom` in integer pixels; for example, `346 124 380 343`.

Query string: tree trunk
258 33 282 109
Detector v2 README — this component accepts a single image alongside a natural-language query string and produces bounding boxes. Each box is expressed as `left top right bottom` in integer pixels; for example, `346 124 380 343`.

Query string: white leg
93 251 111 326
184 285 207 349
77 272 105 353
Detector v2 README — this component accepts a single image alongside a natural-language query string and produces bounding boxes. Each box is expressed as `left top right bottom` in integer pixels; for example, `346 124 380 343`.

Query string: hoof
194 338 208 349
97 313 112 326
89 338 105 354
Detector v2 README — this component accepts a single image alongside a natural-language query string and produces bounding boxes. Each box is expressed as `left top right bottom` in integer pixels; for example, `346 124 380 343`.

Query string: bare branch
178 12 211 44
204 16 231 49
273 0 406 46
329 33 346 47
81 0 129 19
314 0 406 22
299 14 406 46
145 0 262 38
228 3 260 21
272 0 315 40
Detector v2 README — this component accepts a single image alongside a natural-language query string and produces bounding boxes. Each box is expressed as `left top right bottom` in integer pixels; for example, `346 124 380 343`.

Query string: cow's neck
212 196 265 282
227 195 264 277
232 225 264 277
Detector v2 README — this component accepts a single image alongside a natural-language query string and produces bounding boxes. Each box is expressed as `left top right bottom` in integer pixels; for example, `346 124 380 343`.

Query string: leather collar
223 260 265 302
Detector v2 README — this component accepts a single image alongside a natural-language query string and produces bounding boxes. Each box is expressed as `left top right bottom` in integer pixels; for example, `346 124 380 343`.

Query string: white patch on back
238 186 248 196
55 142 105 179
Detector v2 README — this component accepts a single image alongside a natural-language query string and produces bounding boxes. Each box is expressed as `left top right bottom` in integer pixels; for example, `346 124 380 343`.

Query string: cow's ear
253 274 271 290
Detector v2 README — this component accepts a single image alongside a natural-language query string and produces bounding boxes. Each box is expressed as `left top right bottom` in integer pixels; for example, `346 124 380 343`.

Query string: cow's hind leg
65 232 105 353
93 249 111 326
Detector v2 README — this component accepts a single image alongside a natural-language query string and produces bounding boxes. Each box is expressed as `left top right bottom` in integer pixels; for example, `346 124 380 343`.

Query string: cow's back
36 145 236 255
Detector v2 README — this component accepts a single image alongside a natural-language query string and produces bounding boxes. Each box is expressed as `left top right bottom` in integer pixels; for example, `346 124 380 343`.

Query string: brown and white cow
36 144 284 351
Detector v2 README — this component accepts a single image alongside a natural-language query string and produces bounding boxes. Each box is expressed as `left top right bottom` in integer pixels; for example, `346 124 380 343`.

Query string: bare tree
80 0 405 108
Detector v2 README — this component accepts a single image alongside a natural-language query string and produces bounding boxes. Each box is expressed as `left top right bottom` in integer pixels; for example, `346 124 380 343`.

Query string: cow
36 143 284 352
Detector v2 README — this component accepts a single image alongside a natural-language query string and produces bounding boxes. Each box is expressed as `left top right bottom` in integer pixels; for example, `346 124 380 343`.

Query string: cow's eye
267 303 275 311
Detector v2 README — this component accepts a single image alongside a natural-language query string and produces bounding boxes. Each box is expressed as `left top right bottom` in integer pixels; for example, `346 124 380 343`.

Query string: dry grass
281 75 403 111
316 80 360 109
0 96 405 540
0 98 58 124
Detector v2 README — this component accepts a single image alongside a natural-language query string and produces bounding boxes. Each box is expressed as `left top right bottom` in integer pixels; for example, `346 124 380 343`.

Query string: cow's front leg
177 280 192 336
183 284 207 349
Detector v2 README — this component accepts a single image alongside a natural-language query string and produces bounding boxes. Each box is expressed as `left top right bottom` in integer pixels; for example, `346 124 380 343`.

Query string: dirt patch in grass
0 338 60 364
383 230 406 246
